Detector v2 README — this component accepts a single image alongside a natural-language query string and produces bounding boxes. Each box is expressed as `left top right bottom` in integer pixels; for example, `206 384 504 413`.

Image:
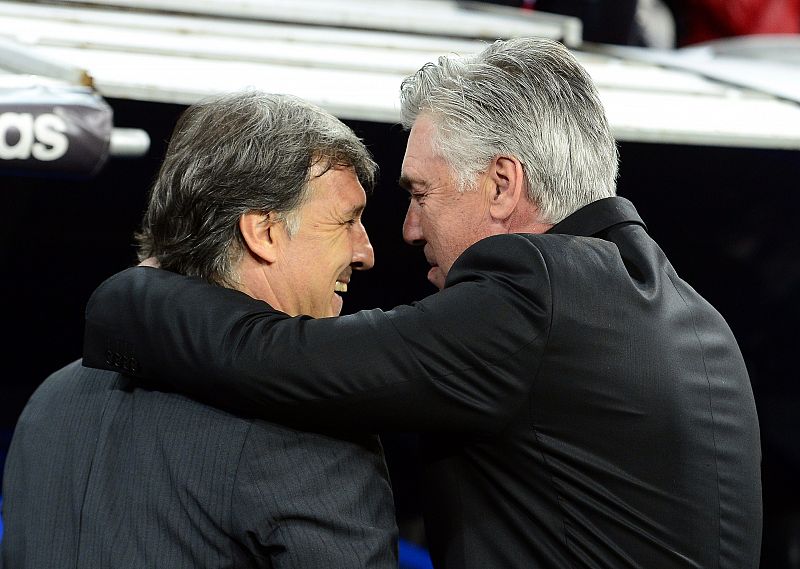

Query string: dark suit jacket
82 196 762 568
1 360 397 568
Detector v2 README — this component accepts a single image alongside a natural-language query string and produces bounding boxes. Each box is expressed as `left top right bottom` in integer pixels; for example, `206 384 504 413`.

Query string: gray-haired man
81 38 761 568
1 91 397 569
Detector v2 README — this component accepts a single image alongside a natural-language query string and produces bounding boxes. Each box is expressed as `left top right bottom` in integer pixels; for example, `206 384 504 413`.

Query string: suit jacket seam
666 269 722 568
523 243 578 569
75 371 122 568
229 419 276 558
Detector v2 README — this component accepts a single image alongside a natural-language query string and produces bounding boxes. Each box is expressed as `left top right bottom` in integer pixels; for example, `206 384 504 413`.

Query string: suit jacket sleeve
83 234 552 433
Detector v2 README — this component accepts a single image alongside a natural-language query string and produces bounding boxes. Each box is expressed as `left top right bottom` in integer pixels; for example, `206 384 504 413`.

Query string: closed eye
340 204 365 227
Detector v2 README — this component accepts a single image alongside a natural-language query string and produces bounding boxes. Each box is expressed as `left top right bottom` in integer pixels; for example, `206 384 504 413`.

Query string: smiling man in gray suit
1 91 397 569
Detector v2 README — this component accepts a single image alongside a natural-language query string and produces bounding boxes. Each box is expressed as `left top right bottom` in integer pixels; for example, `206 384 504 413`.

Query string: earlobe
487 156 525 222
239 212 279 263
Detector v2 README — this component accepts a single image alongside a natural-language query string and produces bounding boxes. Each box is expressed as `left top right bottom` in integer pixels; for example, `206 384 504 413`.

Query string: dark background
2 98 799 567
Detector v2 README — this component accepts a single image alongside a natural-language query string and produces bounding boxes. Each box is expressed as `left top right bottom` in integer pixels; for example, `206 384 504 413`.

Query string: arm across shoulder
83 234 553 433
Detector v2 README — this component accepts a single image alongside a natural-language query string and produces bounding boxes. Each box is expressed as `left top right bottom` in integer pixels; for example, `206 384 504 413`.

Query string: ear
484 155 525 222
239 212 281 264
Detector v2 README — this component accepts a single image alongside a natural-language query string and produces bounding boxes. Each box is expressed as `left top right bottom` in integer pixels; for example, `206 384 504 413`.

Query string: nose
402 201 425 246
351 221 375 271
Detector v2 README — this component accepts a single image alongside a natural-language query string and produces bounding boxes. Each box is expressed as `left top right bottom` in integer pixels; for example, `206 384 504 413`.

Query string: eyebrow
398 175 412 192
344 204 365 218
398 174 426 192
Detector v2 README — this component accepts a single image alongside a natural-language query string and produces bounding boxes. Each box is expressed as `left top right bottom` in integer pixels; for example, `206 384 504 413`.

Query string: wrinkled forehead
401 116 442 167
305 163 367 210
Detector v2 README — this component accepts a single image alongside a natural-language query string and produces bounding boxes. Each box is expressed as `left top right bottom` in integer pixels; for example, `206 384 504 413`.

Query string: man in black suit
80 37 762 568
1 91 398 568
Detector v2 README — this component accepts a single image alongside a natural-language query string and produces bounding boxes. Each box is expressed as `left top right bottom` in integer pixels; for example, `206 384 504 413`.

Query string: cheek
445 221 476 262
437 216 462 249
322 242 349 278
421 211 440 243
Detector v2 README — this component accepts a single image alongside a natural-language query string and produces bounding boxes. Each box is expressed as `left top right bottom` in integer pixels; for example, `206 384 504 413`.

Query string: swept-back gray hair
136 90 377 287
400 37 618 224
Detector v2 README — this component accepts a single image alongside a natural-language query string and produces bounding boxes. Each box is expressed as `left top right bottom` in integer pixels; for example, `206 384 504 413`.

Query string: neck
233 254 283 310
506 200 553 235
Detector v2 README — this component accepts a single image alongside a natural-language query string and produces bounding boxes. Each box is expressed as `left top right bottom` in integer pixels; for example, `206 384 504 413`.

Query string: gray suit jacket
1 360 397 568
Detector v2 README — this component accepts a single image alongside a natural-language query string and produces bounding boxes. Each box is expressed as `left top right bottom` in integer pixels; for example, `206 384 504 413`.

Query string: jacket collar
546 196 646 237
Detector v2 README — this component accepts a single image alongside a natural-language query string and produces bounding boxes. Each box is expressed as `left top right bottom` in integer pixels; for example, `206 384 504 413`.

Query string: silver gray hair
137 90 377 288
400 37 618 224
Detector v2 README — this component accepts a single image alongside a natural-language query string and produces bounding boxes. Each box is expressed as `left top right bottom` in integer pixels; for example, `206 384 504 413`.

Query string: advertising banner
0 79 112 177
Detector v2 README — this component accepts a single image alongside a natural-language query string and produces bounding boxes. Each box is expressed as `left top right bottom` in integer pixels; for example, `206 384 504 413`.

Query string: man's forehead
323 188 366 212
306 166 366 209
332 189 367 216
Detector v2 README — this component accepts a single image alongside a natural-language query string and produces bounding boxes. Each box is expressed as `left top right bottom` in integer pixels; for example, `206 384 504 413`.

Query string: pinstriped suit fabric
1 359 398 568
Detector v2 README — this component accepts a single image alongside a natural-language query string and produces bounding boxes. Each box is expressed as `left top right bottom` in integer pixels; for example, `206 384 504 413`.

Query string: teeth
334 281 348 293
